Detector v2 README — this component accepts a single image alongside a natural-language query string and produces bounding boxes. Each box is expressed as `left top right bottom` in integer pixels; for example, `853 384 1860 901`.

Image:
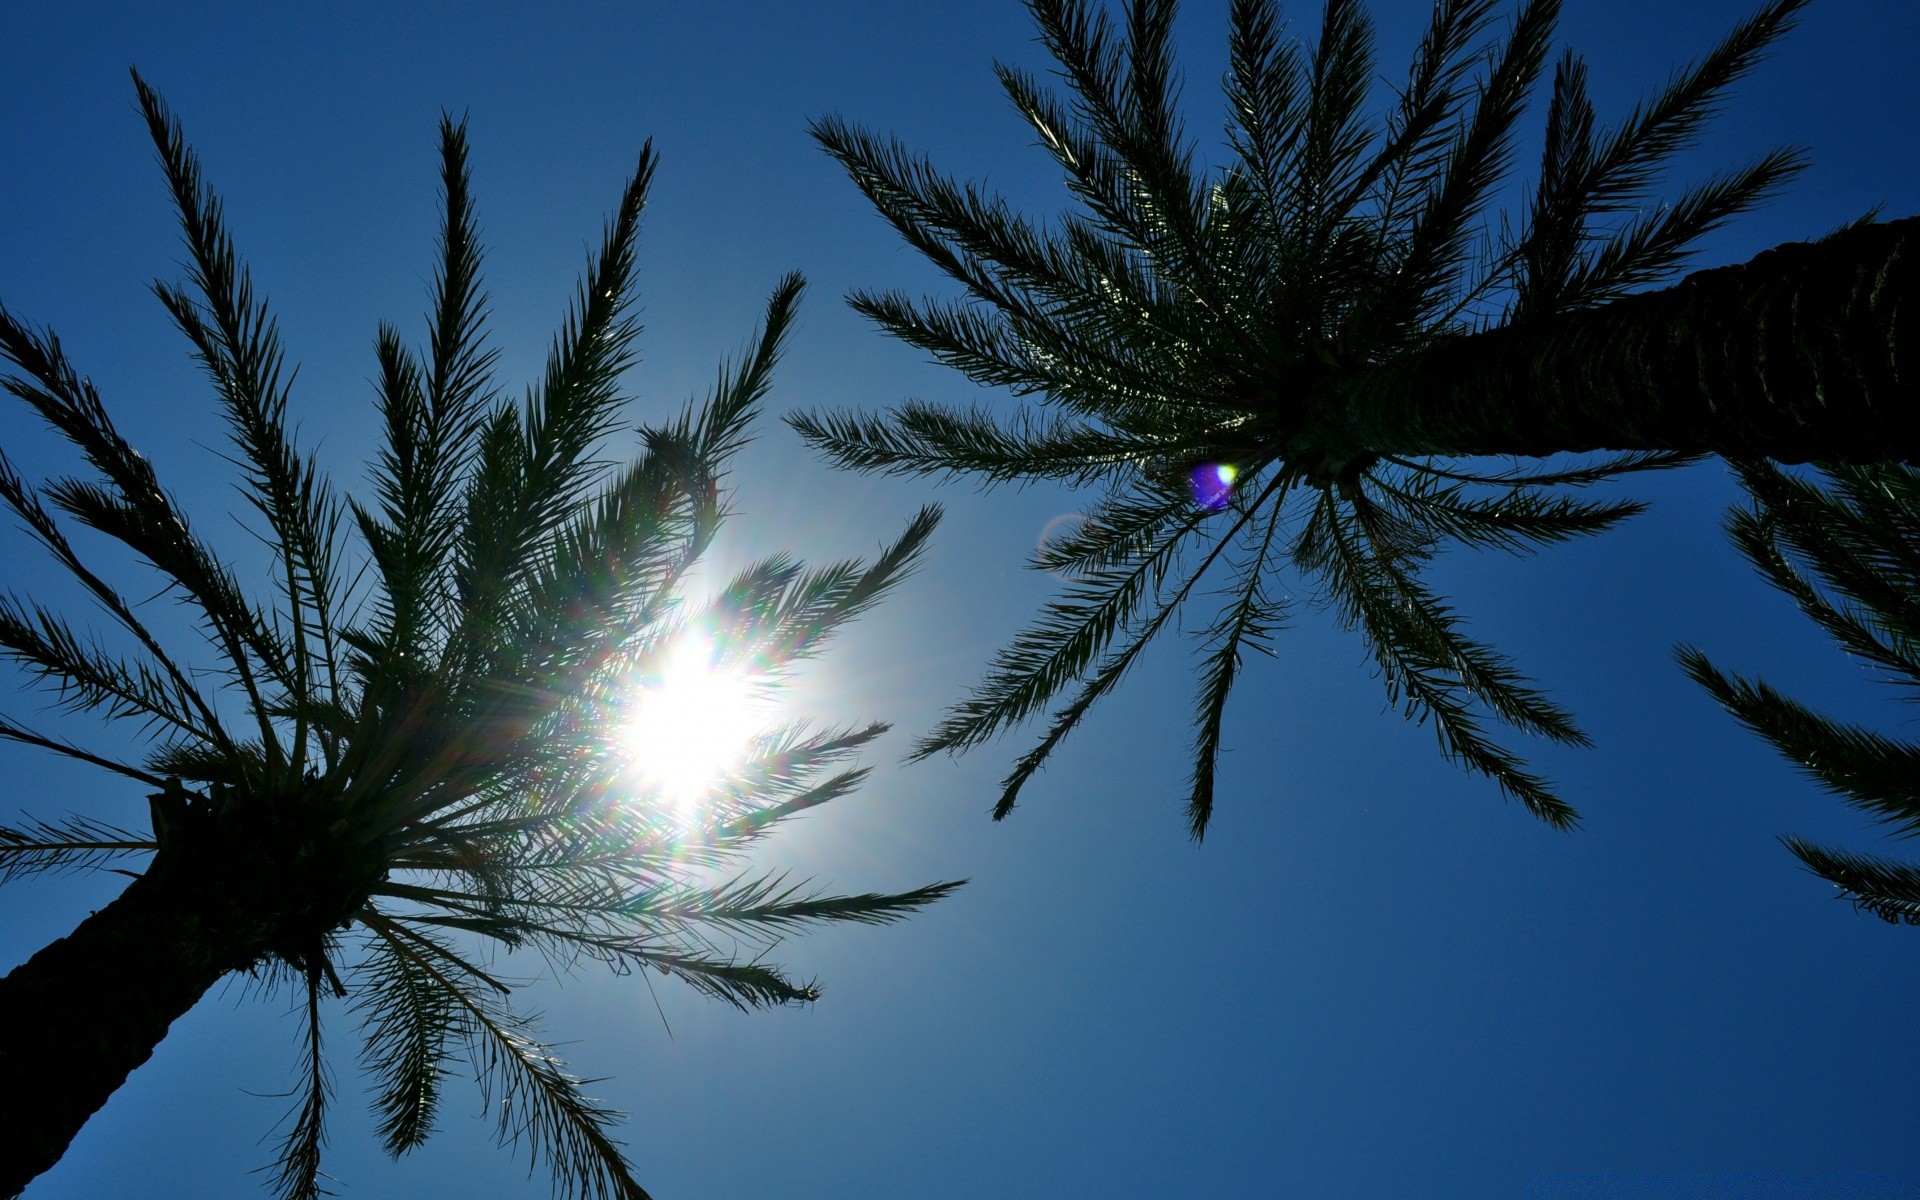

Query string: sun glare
619 631 763 811
1189 461 1238 512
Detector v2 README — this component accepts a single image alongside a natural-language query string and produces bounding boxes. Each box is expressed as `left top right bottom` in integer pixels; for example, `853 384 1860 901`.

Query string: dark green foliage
797 0 1806 835
1681 462 1920 925
0 73 956 1198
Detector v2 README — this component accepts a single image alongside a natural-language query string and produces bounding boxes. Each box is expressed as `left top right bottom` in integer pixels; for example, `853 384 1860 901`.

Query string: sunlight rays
617 630 766 813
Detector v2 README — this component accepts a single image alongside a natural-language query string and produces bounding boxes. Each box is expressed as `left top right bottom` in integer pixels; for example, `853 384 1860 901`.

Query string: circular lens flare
619 632 761 810
1037 510 1092 579
1189 462 1238 511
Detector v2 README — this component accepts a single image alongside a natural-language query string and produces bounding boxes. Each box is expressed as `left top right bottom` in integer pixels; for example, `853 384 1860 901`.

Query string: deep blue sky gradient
4 2 1920 1197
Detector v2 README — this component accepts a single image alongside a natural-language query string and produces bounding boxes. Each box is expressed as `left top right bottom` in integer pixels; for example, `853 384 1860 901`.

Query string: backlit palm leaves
1681 463 1920 925
796 0 1809 835
0 73 954 1199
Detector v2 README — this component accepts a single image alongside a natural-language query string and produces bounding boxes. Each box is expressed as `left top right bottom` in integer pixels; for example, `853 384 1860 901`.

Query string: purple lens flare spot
1189 462 1238 511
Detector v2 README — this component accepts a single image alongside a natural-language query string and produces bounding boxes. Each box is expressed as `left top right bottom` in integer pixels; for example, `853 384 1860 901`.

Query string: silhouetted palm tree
1681 462 1920 924
795 0 1914 836
0 74 955 1200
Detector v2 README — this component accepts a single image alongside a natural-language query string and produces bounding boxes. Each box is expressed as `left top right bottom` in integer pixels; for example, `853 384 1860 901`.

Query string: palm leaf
363 917 652 1200
1684 461 1920 920
352 928 460 1156
0 815 155 885
1782 838 1920 926
265 960 333 1200
137 71 348 771
1187 499 1288 836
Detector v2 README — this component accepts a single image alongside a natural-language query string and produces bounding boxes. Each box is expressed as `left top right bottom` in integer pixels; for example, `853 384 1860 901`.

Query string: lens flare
1037 511 1091 579
618 632 761 810
1189 462 1238 511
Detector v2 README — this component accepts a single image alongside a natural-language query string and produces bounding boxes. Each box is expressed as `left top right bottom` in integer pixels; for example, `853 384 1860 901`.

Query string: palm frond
1513 49 1598 318
1304 491 1581 825
363 917 652 1200
1187 499 1288 837
706 273 804 448
1512 0 1809 316
1680 650 1920 835
1560 146 1803 310
914 500 1210 760
1224 0 1309 212
0 815 155 885
642 874 963 936
1729 462 1920 656
791 403 1185 486
1293 0 1377 241
1782 838 1920 926
709 504 942 670
623 948 819 1009
264 960 333 1200
35 474 291 744
1369 470 1646 553
0 713 166 788
453 144 657 665
358 116 496 666
1684 461 1920 920
351 924 463 1156
992 485 1270 816
1572 0 1807 218
1030 482 1193 577
0 413 241 759
1381 450 1701 488
0 594 214 739
1725 488 1919 679
136 71 348 771
1359 0 1560 342
1356 0 1499 234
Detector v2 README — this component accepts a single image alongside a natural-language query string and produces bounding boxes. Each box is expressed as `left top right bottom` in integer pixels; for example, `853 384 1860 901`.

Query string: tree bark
1326 216 1920 464
0 861 263 1198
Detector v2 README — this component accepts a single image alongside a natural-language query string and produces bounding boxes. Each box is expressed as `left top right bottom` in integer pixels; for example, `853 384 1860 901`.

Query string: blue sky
4 2 1920 1197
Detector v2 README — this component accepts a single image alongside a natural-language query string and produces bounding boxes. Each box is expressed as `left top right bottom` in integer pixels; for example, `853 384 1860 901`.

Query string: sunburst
618 631 764 811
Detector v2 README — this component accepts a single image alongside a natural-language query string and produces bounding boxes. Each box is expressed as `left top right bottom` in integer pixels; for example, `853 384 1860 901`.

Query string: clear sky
4 2 1919 1198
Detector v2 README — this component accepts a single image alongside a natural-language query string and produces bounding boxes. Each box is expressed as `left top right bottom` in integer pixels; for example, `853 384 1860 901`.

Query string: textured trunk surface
0 862 261 1197
1329 216 1919 463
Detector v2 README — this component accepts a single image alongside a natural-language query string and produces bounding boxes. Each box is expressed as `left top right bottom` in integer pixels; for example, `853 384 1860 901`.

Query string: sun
618 631 764 810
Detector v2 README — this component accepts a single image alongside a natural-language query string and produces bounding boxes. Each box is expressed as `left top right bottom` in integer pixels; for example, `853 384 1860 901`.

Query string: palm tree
0 74 957 1200
794 0 1915 836
1681 462 1920 924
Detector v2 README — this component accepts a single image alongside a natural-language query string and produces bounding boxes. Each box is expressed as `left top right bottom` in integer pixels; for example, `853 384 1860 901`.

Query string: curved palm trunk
1331 217 1919 464
0 862 262 1197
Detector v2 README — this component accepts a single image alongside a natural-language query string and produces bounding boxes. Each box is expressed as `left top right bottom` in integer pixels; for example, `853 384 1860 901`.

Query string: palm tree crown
0 73 955 1200
1682 462 1920 924
795 0 1845 836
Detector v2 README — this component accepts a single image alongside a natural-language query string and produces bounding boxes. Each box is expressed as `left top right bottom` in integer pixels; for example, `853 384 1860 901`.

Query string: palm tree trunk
0 860 262 1197
1330 217 1919 464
